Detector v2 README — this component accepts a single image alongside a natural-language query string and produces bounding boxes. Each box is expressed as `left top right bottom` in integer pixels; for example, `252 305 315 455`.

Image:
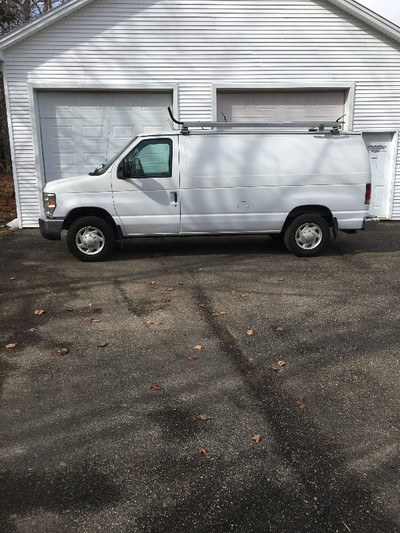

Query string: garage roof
0 0 400 59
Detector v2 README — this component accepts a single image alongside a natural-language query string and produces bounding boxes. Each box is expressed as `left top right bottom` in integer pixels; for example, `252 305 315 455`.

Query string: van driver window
126 139 172 178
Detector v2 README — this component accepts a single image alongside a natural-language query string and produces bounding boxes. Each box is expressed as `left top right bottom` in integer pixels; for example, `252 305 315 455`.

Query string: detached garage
0 0 399 226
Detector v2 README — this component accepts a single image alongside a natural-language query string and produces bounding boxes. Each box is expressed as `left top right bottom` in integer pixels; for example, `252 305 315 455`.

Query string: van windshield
89 138 136 176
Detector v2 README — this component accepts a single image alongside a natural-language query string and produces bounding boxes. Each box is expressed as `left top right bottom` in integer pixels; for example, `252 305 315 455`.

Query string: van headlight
43 193 56 217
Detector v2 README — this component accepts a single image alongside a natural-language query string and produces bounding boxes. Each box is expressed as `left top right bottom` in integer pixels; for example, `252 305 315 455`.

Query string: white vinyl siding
2 0 400 225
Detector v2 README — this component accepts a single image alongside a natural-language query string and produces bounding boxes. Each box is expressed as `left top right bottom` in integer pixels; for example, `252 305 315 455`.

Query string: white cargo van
39 110 375 261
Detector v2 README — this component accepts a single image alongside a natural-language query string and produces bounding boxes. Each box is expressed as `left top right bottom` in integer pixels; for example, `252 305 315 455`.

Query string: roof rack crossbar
167 107 343 133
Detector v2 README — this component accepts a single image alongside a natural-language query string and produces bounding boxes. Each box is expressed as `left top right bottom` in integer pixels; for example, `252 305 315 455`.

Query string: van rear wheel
284 214 330 257
67 216 115 262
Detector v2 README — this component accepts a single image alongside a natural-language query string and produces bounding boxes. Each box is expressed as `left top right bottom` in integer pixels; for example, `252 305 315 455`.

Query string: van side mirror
117 157 131 179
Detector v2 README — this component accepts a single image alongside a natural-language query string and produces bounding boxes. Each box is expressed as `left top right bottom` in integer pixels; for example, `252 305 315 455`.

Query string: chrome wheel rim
294 223 322 250
76 226 105 255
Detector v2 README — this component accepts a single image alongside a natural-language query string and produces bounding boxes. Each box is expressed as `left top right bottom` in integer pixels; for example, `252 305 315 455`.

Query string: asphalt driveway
1 224 400 532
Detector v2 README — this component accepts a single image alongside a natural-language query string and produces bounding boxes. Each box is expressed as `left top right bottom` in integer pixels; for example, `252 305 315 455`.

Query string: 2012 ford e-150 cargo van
39 113 374 261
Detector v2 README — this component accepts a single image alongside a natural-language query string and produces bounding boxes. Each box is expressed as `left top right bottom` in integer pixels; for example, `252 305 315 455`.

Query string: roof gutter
327 0 400 43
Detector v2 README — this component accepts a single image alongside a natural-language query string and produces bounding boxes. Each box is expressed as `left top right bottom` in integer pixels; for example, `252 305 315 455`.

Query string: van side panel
180 133 370 233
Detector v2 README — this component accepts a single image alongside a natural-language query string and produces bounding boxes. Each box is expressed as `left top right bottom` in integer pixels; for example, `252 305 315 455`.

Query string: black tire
283 214 330 257
67 216 115 262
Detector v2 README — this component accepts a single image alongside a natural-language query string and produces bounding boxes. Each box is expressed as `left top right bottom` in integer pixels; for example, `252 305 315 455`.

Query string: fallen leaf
66 308 74 312
278 278 285 281
252 434 261 443
247 330 254 336
277 360 286 366
187 355 197 361
160 298 171 303
88 303 93 307
240 293 246 298
150 383 162 391
57 348 69 356
148 281 156 284
59 461 67 468
9 276 16 280
219 311 227 315
164 288 174 292
5 343 16 349
198 447 206 455
232 290 236 294
271 366 278 371
146 320 154 325
98 342 107 347
275 327 284 331
90 318 100 323
197 414 212 421
194 345 202 350
199 303 206 307
155 322 162 326
34 309 45 315
29 328 37 332
212 312 220 316
295 401 307 409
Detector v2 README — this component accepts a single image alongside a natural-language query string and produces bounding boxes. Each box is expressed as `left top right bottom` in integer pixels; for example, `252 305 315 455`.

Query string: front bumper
39 217 63 240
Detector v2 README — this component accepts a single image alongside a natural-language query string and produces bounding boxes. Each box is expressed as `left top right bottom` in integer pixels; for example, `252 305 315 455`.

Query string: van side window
123 139 172 178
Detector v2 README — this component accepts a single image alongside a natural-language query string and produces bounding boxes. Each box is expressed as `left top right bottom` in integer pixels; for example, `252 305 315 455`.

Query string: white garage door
217 90 345 124
38 91 172 182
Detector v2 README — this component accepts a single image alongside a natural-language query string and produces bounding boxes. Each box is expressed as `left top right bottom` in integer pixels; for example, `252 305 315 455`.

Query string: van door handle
170 192 178 204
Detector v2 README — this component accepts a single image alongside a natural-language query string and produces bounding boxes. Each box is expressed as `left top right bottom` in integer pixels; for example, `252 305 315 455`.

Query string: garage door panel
218 90 345 123
38 91 172 182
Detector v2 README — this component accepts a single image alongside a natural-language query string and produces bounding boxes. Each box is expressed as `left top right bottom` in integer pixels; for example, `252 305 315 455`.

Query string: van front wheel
67 216 115 261
284 214 330 257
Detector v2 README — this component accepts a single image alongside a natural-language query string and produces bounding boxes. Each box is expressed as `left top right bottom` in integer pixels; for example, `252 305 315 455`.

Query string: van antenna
168 106 184 126
168 106 189 133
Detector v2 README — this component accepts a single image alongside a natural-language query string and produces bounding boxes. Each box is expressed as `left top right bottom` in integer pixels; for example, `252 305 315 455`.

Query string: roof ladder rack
167 107 344 134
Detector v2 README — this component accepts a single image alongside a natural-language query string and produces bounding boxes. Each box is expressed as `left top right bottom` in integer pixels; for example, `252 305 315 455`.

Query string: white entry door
362 133 394 219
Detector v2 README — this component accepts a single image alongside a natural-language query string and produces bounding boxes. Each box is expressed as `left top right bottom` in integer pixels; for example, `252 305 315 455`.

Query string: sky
356 0 400 27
